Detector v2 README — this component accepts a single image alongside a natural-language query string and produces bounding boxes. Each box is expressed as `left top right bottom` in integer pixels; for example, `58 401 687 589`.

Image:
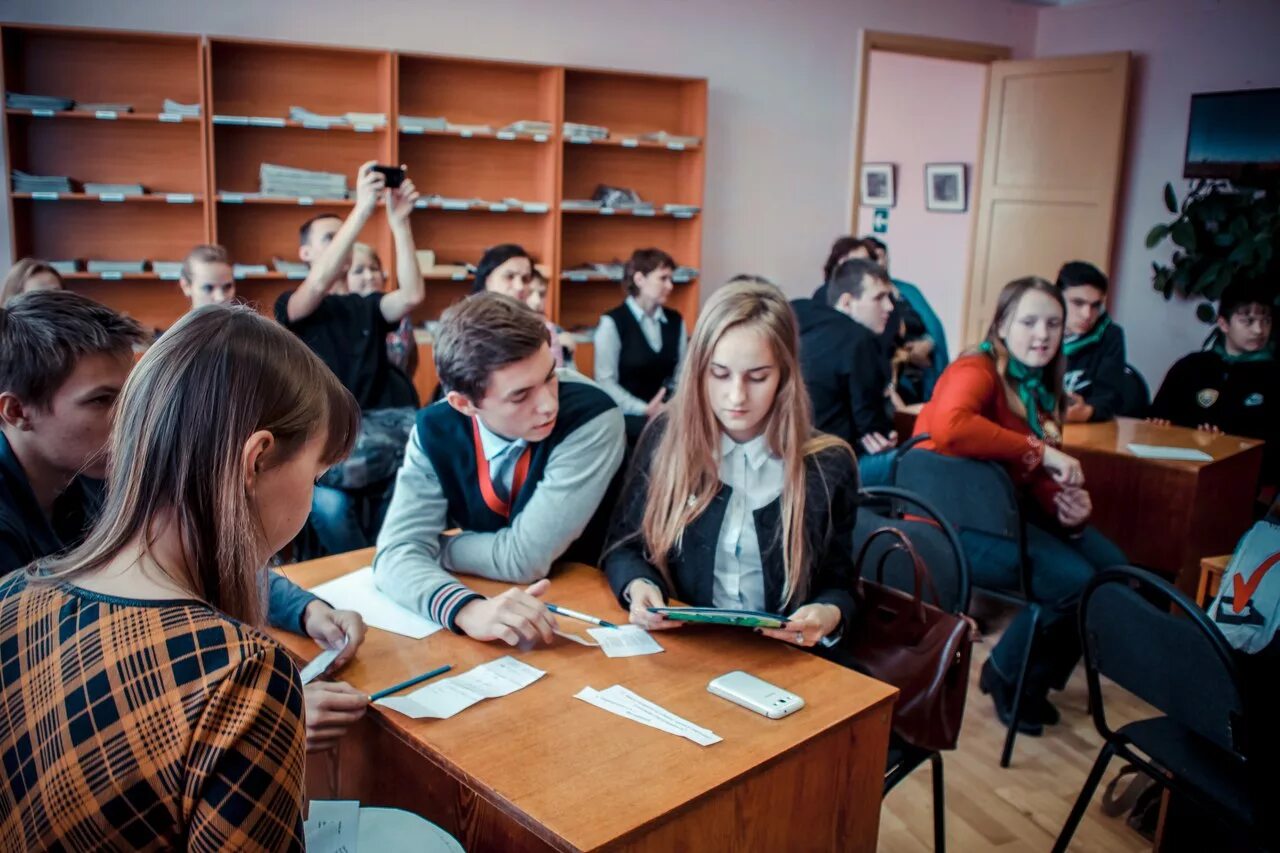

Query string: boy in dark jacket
1056 261 1131 422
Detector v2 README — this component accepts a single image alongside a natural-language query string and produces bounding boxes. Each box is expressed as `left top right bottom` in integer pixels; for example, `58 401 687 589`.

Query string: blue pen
547 603 618 629
369 664 452 701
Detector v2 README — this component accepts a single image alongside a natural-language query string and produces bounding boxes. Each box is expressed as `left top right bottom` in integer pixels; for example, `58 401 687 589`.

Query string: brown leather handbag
846 527 976 751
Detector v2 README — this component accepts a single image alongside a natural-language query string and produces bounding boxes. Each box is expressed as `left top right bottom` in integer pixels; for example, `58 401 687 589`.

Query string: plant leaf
1145 223 1170 249
1171 219 1197 252
1164 183 1178 214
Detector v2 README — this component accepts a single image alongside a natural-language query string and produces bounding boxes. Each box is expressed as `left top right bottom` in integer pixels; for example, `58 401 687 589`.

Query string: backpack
318 407 416 490
1208 518 1280 654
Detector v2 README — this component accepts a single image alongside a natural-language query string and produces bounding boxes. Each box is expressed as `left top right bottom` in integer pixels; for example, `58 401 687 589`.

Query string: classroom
0 0 1275 850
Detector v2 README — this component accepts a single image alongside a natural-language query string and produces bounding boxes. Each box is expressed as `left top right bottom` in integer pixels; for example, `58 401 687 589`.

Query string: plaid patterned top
0 571 306 851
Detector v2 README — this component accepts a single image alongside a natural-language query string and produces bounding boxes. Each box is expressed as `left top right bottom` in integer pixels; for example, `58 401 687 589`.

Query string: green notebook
647 606 788 629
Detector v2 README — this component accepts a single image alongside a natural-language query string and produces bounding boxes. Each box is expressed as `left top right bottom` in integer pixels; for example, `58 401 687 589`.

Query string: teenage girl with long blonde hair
603 280 858 649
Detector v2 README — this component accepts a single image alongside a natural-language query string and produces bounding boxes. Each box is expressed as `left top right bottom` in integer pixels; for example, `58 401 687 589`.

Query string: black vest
605 303 682 402
416 379 622 564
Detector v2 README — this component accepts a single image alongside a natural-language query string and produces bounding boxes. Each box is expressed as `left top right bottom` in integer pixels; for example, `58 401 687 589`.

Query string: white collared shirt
712 432 785 611
593 297 688 416
475 417 527 501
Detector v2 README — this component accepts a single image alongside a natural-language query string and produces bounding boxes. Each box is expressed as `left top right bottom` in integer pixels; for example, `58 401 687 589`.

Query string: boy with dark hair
1151 280 1277 487
374 293 625 644
863 235 949 401
1056 261 1130 422
793 257 899 485
1 290 373 753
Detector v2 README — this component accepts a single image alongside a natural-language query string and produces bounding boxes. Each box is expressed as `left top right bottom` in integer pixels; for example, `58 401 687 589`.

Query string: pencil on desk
369 664 452 701
547 603 618 629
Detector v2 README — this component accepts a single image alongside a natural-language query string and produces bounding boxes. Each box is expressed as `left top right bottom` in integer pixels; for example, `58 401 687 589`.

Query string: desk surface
1063 417 1262 466
273 550 896 852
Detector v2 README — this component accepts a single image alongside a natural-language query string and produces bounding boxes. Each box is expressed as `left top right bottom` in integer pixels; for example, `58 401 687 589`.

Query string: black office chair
892 439 1038 768
1052 566 1266 852
1119 363 1150 418
855 485 972 853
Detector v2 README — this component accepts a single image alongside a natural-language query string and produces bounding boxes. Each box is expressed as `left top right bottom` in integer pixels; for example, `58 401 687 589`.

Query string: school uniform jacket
1064 319 1128 421
602 417 859 629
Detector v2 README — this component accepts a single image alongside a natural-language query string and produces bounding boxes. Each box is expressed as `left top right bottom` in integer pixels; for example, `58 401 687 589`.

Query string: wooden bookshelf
2 24 707 368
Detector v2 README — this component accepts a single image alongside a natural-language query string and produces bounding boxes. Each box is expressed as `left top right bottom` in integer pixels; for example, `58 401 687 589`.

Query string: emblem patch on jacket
1244 392 1264 407
1196 388 1220 408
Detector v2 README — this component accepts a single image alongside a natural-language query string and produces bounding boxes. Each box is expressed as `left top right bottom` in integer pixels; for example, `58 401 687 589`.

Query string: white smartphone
707 671 805 719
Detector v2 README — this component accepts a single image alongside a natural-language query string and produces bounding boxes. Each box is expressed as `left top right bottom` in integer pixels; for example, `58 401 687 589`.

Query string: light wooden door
964 52 1131 345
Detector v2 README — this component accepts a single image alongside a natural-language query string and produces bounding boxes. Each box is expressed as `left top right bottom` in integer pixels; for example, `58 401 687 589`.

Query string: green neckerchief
1212 339 1274 364
1061 313 1112 357
979 340 1057 438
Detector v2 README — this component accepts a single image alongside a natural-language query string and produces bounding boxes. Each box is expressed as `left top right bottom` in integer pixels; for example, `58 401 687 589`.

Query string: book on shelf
673 265 700 281
72 103 134 115
500 120 553 136
151 261 184 278
344 111 386 127
561 199 604 211
259 163 348 199
12 170 76 193
87 260 147 274
422 263 475 278
444 121 493 135
638 130 701 147
162 98 201 117
49 260 82 275
563 121 609 140
84 183 147 197
272 258 310 277
399 115 448 132
288 106 348 127
232 264 270 277
6 92 74 111
662 203 701 214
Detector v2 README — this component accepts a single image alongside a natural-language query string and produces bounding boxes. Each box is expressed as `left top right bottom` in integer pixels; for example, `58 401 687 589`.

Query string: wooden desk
1061 418 1262 594
1195 554 1231 608
273 550 896 852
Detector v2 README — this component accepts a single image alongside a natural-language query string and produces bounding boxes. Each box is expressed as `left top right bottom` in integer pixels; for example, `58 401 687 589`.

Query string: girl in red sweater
914 276 1125 734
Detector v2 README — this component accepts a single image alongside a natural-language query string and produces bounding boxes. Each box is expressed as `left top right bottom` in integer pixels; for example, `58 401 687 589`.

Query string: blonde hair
637 281 850 606
974 276 1067 430
2 258 63 306
34 304 359 625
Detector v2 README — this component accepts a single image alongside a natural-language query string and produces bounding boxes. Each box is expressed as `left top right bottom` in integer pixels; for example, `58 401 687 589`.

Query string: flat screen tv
1184 87 1280 182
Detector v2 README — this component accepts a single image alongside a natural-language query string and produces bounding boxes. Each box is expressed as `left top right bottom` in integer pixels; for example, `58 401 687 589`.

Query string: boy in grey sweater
374 293 625 646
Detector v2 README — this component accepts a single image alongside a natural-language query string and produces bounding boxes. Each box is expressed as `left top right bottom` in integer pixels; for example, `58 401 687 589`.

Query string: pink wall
855 51 986 353
0 0 1038 299
1035 0 1280 389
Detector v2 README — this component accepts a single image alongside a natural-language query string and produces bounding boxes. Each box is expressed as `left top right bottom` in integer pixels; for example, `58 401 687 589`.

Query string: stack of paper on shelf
561 199 604 210
500 120 553 135
399 115 448 132
73 103 133 114
639 130 701 146
232 263 269 277
673 265 700 281
84 182 147 196
564 121 609 140
49 260 81 275
272 257 310 277
151 261 184 278
344 111 386 126
259 163 348 199
162 99 201 117
6 92 74 111
445 121 493 135
87 260 147 274
12 170 75 193
414 250 436 274
288 106 348 127
663 203 700 214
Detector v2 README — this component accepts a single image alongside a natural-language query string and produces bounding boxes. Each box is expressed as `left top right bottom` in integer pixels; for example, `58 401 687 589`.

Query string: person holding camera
276 161 425 555
594 248 687 445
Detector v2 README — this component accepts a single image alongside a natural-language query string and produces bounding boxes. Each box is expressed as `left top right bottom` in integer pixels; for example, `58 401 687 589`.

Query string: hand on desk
1196 423 1223 435
624 579 683 630
305 681 369 753
1065 394 1094 424
303 600 367 670
1146 417 1172 427
1054 486 1093 528
758 603 842 648
455 579 558 646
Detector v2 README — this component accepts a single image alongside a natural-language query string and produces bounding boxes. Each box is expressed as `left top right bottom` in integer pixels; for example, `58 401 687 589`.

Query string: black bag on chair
319 407 415 490
846 527 976 751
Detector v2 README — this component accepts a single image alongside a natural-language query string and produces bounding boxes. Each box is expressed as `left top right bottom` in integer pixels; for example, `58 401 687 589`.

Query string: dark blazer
602 417 859 630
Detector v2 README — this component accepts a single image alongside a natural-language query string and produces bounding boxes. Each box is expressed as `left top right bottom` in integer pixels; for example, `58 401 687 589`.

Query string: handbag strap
854 527 944 613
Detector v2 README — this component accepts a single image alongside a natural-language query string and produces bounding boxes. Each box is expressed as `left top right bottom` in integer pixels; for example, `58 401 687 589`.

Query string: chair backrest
893 444 1021 541
854 486 971 615
1119 363 1150 418
1081 566 1248 757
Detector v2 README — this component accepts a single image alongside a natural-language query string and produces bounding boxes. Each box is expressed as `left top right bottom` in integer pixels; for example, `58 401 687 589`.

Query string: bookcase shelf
3 24 706 356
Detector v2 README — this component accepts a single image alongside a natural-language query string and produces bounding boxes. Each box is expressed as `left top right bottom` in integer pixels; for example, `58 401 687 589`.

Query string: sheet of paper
376 656 545 719
304 800 360 853
1127 443 1214 462
309 566 441 639
586 625 665 657
576 685 721 746
299 636 348 685
554 628 599 646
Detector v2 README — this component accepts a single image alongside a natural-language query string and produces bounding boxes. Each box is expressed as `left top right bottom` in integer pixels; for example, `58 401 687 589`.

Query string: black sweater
1151 349 1278 484
792 298 893 453
602 418 859 630
1064 320 1129 421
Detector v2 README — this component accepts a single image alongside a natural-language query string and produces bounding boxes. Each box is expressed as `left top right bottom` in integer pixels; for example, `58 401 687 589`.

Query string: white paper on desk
1127 443 1214 462
554 628 599 646
586 625 665 657
376 656 545 719
299 636 348 685
304 800 360 853
576 685 721 746
309 566 441 639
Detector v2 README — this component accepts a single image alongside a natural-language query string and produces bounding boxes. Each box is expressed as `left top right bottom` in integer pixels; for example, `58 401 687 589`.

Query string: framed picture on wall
860 163 896 208
925 163 968 212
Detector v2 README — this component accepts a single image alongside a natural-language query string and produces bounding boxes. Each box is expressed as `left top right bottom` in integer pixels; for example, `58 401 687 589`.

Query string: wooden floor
879 611 1155 853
